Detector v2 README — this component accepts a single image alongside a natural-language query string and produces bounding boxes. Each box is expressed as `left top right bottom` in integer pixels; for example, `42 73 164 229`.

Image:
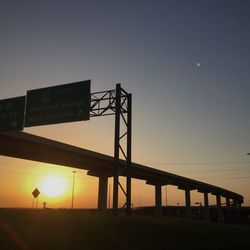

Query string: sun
39 176 67 197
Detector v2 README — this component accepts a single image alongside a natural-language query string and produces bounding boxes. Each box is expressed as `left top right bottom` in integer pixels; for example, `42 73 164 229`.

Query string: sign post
32 188 40 209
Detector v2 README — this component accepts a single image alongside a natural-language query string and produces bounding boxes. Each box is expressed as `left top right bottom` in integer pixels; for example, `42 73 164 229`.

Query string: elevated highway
0 131 243 221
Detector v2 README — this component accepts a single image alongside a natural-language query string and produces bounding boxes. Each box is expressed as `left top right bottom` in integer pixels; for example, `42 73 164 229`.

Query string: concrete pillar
185 189 191 219
203 192 210 221
226 197 231 207
98 176 108 211
216 194 223 223
165 185 168 207
155 184 162 216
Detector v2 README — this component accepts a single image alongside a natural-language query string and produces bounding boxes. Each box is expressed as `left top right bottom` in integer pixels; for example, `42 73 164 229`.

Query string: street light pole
108 183 111 209
71 171 76 209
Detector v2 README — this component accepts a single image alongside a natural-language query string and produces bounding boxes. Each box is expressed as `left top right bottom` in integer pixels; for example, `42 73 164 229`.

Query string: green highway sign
25 80 91 127
0 96 25 132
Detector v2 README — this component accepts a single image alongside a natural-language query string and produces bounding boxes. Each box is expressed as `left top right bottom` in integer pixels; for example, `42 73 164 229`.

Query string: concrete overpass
0 131 243 221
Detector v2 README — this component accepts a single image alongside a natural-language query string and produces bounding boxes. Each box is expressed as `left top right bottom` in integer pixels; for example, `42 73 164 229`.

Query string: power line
2 159 250 168
0 169 87 179
0 160 249 180
201 175 250 180
142 160 250 174
144 160 250 166
175 170 250 180
173 168 250 174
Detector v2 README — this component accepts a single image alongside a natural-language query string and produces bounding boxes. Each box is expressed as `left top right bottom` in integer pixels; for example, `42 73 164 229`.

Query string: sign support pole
89 83 133 215
126 93 132 215
112 84 132 215
113 84 121 215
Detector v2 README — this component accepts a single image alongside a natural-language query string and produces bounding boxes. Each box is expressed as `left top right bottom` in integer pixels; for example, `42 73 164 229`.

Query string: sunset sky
0 0 250 208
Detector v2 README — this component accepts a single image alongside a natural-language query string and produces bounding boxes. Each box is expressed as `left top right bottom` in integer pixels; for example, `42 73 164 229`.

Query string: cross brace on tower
90 84 132 215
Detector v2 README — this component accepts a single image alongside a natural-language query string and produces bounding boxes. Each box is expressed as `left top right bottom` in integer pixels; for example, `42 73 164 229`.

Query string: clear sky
0 0 250 208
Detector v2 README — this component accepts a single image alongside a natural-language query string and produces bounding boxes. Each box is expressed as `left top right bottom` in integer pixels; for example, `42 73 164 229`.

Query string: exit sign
0 96 25 132
25 80 91 127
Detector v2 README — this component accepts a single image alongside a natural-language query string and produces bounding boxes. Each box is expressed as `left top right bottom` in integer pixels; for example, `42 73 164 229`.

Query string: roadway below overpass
0 131 244 222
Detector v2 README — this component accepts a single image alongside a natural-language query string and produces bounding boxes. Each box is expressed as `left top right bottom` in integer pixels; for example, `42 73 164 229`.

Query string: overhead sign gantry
0 81 245 222
0 80 132 215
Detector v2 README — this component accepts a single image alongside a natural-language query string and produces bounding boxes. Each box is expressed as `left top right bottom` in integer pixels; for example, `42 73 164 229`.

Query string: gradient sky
0 0 250 208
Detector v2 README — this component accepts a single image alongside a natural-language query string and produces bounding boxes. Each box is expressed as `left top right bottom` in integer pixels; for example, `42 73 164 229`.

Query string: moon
196 63 201 67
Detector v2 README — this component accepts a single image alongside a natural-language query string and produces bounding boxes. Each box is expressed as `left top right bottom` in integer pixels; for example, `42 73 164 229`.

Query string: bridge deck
0 131 243 203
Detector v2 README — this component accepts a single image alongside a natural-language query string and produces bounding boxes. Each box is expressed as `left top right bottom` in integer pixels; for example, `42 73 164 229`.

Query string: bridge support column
216 194 222 223
226 197 231 207
155 184 162 216
203 192 210 221
98 176 108 211
185 189 191 219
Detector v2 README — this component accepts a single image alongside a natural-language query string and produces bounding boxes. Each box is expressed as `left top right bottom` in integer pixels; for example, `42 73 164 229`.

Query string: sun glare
39 176 67 197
